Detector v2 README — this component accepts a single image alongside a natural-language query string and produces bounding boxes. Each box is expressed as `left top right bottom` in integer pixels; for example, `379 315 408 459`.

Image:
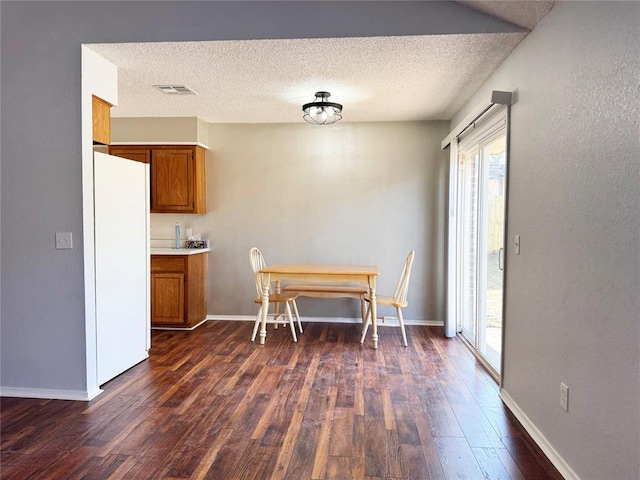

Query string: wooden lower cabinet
151 253 207 328
151 273 185 324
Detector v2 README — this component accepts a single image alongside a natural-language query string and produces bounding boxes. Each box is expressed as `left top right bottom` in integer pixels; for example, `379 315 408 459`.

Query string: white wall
149 121 449 322
80 46 119 399
111 117 208 146
451 2 640 479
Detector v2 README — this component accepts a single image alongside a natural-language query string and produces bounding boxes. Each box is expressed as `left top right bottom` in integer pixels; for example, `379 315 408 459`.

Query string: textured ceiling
87 1 555 124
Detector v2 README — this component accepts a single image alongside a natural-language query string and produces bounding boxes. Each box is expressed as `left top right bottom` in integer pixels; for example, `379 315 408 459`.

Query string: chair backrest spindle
249 247 269 297
392 250 415 305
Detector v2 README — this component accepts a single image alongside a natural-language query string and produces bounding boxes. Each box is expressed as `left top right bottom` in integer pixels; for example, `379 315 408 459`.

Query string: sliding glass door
456 113 507 375
458 148 480 344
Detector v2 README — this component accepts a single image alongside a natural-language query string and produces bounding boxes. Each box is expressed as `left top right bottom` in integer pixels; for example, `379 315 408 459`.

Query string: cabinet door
109 147 151 164
185 253 208 326
151 149 194 212
151 273 185 324
92 96 111 145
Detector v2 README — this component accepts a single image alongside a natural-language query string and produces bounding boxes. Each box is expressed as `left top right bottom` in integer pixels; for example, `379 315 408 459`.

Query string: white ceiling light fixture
302 91 343 125
153 84 197 95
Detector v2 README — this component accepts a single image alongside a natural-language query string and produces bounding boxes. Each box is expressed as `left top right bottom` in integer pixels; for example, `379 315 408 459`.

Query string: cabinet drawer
151 256 185 273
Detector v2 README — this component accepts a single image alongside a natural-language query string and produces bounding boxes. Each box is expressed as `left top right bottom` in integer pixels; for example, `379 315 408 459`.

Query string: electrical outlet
55 232 73 250
560 383 569 412
515 235 521 255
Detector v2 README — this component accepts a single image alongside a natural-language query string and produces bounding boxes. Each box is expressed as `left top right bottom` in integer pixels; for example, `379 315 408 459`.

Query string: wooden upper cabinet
151 146 206 213
152 148 194 212
92 96 111 145
108 144 206 214
108 147 150 164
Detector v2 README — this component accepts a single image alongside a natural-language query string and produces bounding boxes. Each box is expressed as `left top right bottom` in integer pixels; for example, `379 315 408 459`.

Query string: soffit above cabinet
111 117 209 149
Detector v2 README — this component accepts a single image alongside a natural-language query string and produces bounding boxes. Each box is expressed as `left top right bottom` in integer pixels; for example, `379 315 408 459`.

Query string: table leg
259 274 270 345
369 276 378 349
273 280 282 328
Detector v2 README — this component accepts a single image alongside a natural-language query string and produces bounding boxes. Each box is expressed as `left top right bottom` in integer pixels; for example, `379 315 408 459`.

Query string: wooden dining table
258 264 380 348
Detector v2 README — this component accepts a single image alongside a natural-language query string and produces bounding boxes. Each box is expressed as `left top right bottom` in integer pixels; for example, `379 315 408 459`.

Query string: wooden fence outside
488 196 505 254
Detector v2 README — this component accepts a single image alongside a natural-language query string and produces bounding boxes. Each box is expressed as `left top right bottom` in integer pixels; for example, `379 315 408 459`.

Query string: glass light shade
302 91 343 125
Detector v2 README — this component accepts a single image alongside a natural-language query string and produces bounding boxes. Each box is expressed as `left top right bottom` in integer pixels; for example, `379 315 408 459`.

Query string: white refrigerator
94 151 150 385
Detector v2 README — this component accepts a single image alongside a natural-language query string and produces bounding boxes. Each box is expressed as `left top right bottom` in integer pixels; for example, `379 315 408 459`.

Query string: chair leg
285 302 297 342
396 306 408 347
291 300 303 333
251 305 263 342
359 295 367 323
360 303 371 344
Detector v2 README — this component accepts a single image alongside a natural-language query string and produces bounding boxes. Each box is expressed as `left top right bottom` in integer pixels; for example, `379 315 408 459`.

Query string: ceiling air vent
153 85 197 95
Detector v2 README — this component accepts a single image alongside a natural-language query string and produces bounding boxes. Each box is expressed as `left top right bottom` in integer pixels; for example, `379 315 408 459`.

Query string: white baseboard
500 389 579 480
206 315 443 327
0 386 103 401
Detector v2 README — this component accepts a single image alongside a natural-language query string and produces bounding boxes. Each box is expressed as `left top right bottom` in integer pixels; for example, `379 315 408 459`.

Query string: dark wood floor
1 321 562 480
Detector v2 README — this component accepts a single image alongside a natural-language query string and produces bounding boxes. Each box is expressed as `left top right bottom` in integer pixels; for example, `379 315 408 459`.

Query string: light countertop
151 248 210 256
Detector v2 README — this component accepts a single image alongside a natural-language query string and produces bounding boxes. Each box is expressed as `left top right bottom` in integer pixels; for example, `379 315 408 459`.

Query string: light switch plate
55 232 73 249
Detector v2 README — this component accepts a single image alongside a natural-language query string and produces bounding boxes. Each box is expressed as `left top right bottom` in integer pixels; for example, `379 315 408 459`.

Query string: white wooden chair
249 247 302 342
361 251 415 347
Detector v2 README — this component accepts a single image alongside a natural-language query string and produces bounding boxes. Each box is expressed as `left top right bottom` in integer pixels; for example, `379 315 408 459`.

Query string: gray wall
1 1 495 393
451 2 640 479
148 122 449 321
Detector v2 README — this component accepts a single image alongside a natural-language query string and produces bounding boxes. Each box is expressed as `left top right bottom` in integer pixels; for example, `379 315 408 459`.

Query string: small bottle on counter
174 222 181 249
